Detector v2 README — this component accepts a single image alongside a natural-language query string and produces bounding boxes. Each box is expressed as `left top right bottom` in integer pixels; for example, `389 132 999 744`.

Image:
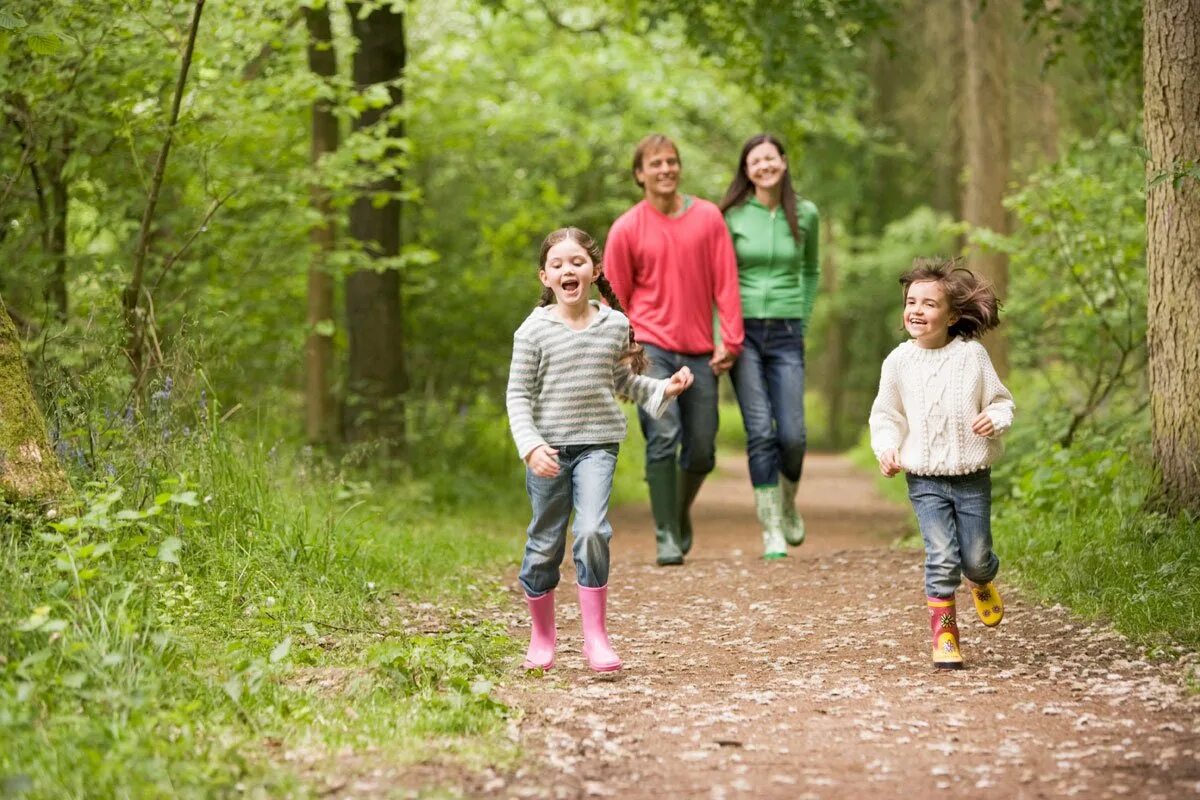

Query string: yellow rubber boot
970 581 1004 626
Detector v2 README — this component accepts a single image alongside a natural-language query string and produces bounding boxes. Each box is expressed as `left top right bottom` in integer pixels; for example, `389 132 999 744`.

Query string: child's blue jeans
519 443 619 597
905 469 1000 599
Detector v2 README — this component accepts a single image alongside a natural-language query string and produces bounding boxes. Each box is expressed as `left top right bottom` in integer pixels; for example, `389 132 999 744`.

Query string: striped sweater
506 302 670 460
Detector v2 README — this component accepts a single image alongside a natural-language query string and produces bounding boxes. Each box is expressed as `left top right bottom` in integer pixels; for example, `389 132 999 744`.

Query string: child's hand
525 445 560 478
664 366 694 398
878 448 902 478
971 412 996 437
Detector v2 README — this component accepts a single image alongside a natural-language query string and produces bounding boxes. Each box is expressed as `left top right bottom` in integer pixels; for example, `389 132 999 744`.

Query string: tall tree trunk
344 2 407 445
1144 0 1200 511
304 5 338 445
819 217 847 448
0 294 68 502
1037 0 1061 163
960 0 1010 376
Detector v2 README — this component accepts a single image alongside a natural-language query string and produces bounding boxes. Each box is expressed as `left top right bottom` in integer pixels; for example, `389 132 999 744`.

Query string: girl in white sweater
869 258 1015 669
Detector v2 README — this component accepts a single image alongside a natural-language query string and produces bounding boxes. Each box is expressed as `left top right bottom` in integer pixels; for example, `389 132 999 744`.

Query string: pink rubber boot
522 590 556 670
577 584 622 672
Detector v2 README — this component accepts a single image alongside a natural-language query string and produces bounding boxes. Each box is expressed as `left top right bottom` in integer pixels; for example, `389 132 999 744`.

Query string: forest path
484 452 1200 799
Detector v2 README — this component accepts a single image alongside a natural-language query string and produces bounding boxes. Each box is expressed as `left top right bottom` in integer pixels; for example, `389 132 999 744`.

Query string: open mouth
561 278 580 293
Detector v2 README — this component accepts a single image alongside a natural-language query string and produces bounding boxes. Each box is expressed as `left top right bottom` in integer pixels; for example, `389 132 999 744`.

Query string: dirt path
487 452 1200 799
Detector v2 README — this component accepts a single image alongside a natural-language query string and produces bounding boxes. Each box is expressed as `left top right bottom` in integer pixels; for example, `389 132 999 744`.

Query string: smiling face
904 280 958 348
540 238 600 310
745 140 787 194
634 144 681 201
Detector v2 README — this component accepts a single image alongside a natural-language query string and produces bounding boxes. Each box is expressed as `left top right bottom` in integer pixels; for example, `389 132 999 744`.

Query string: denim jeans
906 469 1000 598
519 444 619 597
637 344 719 474
730 319 807 487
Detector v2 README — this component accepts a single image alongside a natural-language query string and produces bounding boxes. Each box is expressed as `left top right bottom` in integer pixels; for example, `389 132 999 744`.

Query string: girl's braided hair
537 227 648 374
900 257 1001 340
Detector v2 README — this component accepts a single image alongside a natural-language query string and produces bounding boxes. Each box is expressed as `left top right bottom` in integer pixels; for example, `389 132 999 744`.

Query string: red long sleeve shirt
603 198 744 358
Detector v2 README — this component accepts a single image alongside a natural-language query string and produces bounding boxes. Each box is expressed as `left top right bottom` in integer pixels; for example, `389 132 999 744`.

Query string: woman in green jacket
719 133 820 559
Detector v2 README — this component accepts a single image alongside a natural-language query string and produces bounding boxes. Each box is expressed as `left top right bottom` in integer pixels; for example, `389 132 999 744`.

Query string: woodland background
0 0 1197 796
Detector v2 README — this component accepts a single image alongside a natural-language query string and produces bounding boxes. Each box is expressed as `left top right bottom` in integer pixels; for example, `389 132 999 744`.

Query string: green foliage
993 421 1200 655
1 363 523 796
978 134 1146 448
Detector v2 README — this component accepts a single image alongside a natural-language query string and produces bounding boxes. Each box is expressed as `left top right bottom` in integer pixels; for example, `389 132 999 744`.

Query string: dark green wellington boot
677 469 706 556
645 459 684 566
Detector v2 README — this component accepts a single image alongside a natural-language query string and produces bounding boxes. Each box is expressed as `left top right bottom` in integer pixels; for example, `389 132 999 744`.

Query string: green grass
0 409 525 798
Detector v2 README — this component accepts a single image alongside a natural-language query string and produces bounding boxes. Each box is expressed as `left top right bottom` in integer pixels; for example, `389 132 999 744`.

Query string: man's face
635 145 680 199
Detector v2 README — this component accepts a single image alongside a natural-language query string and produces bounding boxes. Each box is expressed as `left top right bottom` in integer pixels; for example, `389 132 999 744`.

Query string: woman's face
745 141 787 193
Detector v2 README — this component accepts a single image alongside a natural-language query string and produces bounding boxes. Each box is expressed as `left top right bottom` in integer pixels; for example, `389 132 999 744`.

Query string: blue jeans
637 344 719 474
730 319 807 487
519 444 619 597
906 470 1000 598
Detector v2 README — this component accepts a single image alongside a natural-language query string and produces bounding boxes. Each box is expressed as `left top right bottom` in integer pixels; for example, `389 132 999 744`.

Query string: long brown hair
718 133 804 244
900 257 1001 340
537 227 647 374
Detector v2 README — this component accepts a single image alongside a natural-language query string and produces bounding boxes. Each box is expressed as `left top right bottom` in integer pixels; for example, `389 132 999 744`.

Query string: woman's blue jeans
730 318 807 487
906 469 1000 598
519 444 619 597
637 344 719 474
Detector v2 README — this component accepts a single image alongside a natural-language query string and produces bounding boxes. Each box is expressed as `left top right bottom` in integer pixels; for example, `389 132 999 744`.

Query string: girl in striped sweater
506 227 694 672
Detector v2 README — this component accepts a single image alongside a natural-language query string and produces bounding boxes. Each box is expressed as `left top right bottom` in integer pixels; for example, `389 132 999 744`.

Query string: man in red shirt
604 134 745 566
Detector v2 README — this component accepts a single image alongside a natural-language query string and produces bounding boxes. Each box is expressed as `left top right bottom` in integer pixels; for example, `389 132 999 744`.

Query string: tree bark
1144 0 1200 511
960 0 1010 376
344 2 407 445
819 217 847 448
0 294 68 502
304 5 338 445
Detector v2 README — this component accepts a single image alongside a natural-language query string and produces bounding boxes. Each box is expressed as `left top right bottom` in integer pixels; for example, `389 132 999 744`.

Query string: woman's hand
525 444 560 478
709 344 736 376
971 412 996 438
878 448 902 478
664 366 694 398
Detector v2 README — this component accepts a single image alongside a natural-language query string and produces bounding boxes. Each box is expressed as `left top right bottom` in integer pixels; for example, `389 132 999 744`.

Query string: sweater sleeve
505 329 546 460
976 344 1015 438
869 353 908 457
711 216 744 357
800 205 821 322
612 318 670 417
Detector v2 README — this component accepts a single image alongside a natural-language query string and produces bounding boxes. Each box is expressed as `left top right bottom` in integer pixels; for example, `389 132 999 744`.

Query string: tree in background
960 0 1010 377
1143 0 1200 510
304 1 340 445
345 1 407 446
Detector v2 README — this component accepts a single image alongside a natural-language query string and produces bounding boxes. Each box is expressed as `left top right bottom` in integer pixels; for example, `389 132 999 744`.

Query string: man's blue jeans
730 319 807 487
519 444 619 597
637 344 719 474
906 469 1000 598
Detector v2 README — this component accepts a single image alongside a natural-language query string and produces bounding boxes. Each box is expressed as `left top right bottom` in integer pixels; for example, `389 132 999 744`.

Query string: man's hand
878 448 902 478
971 412 995 438
525 444 560 478
709 344 736 376
664 366 694 398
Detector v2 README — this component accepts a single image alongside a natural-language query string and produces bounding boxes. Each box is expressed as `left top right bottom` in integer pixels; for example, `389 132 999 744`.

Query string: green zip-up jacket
724 196 820 320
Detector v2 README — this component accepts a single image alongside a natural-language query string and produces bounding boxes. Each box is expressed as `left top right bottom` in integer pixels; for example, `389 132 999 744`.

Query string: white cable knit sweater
869 337 1015 476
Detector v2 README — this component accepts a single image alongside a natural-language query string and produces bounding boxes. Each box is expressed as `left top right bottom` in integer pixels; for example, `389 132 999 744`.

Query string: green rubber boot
646 460 684 566
780 474 806 546
754 485 788 560
677 469 706 556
